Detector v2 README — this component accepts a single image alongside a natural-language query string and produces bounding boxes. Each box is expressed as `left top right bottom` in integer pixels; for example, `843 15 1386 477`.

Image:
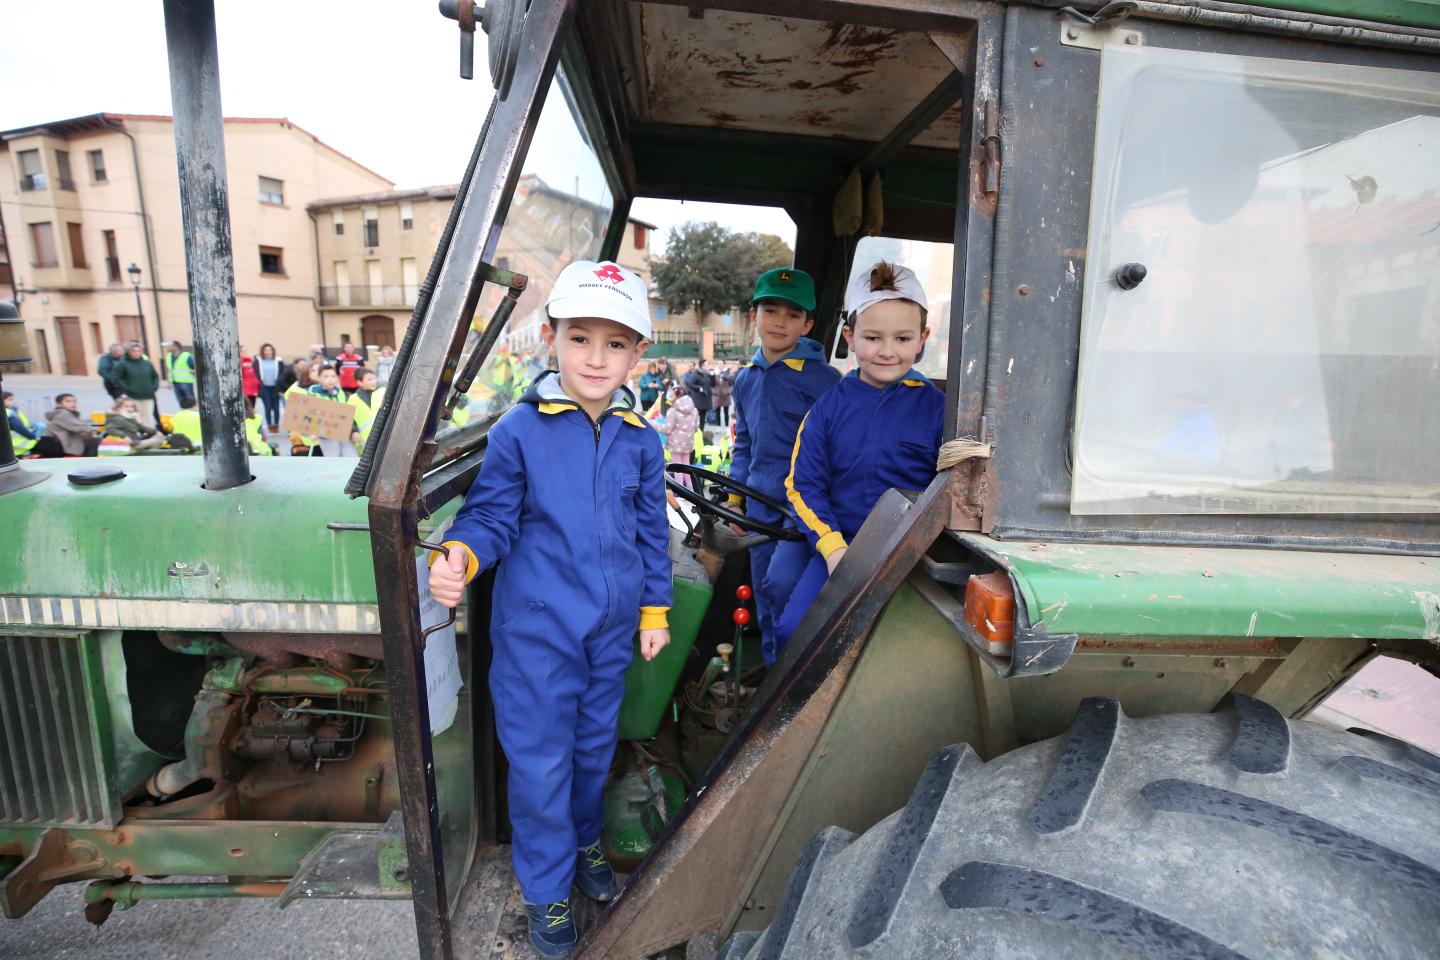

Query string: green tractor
3 0 1440 957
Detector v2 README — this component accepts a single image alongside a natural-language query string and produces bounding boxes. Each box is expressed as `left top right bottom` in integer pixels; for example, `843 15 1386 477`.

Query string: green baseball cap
751 268 816 312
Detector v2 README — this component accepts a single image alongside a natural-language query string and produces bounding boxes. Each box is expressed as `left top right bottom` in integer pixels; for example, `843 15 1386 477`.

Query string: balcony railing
318 284 418 308
650 328 748 347
19 173 47 191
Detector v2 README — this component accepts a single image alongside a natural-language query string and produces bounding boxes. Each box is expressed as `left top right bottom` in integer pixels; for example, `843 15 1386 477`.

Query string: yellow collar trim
612 410 647 428
900 378 926 387
537 400 577 415
781 358 806 371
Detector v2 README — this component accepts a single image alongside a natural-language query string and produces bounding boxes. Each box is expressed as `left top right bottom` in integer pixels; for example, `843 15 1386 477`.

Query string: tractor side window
437 65 615 439
833 235 953 383
1072 44 1440 515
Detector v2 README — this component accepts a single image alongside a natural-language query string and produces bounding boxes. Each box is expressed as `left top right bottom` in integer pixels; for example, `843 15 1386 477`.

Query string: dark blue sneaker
526 899 576 957
575 843 618 902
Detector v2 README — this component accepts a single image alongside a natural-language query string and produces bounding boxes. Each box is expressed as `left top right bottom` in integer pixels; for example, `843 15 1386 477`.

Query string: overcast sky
0 0 796 254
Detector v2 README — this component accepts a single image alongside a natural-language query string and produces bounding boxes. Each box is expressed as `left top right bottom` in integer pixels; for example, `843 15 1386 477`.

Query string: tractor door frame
362 2 581 958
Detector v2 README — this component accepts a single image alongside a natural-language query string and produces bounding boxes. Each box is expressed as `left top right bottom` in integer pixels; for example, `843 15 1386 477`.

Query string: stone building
0 112 391 374
310 174 660 354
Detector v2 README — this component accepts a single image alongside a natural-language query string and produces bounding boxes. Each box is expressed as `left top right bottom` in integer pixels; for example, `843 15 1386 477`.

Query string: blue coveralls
773 370 944 653
728 337 841 663
441 372 672 905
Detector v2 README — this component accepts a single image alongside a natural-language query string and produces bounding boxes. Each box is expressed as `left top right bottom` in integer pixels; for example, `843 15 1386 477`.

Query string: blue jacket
442 371 672 635
786 370 944 558
730 337 841 506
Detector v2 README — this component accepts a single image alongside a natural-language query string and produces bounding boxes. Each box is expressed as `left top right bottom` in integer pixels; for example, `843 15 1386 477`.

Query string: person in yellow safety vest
285 359 318 454
347 368 379 450
693 427 720 470
5 391 38 455
165 340 197 406
243 397 273 456
245 414 273 455
169 396 203 452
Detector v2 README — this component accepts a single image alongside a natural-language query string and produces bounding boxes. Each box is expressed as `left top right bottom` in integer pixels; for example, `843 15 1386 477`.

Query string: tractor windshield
1072 44 1440 515
435 65 615 445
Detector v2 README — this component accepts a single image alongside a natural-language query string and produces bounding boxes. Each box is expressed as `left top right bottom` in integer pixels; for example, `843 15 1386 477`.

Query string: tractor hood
0 458 409 633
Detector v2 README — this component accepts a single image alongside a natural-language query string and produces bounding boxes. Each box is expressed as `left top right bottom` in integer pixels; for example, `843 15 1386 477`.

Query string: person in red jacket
239 344 261 404
334 342 364 394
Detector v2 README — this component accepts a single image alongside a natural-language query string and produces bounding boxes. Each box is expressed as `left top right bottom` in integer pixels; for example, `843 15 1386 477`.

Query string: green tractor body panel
0 458 456 634
1253 0 1440 28
0 458 374 607
961 534 1440 640
617 576 714 740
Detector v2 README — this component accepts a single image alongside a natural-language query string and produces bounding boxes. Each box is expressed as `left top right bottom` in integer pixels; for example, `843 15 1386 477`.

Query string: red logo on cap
595 264 625 284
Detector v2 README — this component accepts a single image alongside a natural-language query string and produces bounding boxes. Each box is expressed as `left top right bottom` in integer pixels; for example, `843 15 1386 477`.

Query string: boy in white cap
771 260 944 654
428 260 671 956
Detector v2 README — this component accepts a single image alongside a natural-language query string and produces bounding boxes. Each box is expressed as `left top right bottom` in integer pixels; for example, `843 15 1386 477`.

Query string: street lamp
126 263 154 364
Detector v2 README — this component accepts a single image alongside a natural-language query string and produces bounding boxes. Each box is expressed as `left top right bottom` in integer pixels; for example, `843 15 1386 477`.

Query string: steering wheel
665 463 804 543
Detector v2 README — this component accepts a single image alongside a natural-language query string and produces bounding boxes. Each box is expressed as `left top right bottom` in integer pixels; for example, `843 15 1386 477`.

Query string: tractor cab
2 1 1438 959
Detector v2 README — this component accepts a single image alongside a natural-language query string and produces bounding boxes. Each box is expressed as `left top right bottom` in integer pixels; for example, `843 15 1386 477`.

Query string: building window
332 209 344 236
366 259 383 304
401 257 418 305
55 151 75 190
259 245 285 275
18 150 45 191
259 176 284 205
400 200 414 230
363 205 379 247
30 222 57 267
103 230 120 282
66 222 87 269
332 260 352 306
88 149 107 182
634 223 647 251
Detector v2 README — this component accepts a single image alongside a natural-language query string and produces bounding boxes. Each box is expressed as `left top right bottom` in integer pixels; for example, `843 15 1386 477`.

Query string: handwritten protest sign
280 392 355 441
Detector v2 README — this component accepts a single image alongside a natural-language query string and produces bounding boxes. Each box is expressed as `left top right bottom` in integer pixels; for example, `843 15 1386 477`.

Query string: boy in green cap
730 267 842 663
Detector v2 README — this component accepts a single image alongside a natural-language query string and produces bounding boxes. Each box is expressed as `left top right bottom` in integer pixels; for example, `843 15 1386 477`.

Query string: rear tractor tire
723 696 1440 959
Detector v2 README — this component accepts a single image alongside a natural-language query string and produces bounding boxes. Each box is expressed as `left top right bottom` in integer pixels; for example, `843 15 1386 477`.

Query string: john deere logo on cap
778 272 792 282
595 264 625 284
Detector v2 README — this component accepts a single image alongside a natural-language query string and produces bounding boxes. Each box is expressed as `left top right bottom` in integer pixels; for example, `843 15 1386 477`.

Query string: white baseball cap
845 261 929 320
545 260 652 340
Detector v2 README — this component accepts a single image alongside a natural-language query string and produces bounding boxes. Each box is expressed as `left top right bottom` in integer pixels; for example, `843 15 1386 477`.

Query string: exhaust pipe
163 0 250 491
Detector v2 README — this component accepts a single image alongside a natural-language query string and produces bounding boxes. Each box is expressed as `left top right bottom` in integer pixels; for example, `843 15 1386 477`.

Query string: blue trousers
490 601 632 904
172 381 195 405
774 550 829 658
750 502 809 665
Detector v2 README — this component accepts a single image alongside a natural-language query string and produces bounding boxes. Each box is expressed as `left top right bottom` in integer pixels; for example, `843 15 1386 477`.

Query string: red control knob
736 584 753 601
732 607 752 626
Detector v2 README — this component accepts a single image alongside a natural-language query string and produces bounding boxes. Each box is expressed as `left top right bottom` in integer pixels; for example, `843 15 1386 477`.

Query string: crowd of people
6 338 400 460
636 358 738 425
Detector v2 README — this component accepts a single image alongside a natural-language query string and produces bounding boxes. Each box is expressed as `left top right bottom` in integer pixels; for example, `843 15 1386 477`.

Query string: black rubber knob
1114 262 1148 290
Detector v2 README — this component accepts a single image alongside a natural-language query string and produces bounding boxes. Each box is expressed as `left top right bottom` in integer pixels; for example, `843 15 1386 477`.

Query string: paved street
3 373 183 426
0 882 419 960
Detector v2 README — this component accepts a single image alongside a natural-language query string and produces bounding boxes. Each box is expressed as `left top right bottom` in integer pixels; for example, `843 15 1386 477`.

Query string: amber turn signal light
964 572 1015 643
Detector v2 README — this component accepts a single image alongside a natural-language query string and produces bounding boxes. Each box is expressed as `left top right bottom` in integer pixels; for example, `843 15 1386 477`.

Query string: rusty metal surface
577 474 953 958
944 6 1005 445
222 633 382 669
634 3 964 144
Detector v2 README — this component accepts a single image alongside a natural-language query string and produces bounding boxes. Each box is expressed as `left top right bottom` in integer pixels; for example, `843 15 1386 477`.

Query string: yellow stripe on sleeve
429 540 480 583
638 606 670 630
785 413 843 556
